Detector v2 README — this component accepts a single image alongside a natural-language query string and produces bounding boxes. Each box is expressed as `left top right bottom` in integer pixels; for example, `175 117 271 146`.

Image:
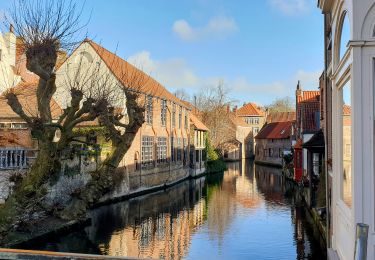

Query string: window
146 96 153 124
183 138 188 165
184 111 188 129
172 103 176 128
196 150 200 162
0 123 11 129
178 106 182 129
254 118 259 124
11 123 28 129
141 136 154 168
177 138 182 161
269 148 273 157
341 80 352 207
264 149 268 157
338 12 350 61
157 137 167 163
253 127 259 134
171 136 175 162
161 99 167 127
279 148 283 158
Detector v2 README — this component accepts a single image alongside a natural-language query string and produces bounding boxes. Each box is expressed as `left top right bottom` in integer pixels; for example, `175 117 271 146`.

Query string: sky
0 0 324 106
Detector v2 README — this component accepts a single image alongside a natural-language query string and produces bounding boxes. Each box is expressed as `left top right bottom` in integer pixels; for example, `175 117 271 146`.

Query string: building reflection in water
23 160 326 259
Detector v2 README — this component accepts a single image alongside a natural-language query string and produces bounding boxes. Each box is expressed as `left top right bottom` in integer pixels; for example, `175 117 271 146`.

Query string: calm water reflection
24 160 326 259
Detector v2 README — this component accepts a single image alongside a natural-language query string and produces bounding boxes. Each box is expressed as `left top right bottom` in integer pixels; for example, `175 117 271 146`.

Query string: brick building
236 102 266 135
254 121 293 167
54 39 201 190
293 83 320 182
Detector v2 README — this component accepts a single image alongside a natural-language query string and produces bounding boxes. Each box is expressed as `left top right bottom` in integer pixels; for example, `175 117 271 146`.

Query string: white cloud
128 50 320 105
268 0 310 15
128 51 199 88
172 16 238 42
293 69 321 88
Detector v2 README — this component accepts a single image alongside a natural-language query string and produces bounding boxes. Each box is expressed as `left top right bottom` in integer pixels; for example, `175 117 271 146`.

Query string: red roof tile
255 121 293 139
0 82 62 119
190 113 209 131
343 105 351 115
236 103 264 116
86 40 189 109
297 91 320 103
266 112 296 123
229 113 249 127
296 90 320 133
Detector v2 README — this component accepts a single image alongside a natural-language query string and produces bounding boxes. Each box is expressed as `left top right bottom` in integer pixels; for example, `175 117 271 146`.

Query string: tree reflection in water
22 160 326 259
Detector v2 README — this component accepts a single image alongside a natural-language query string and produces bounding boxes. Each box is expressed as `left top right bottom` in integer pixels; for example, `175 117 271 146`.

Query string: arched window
338 12 350 62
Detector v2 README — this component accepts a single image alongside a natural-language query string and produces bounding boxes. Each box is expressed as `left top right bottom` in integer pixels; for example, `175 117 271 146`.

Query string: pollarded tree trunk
60 92 145 220
60 132 137 219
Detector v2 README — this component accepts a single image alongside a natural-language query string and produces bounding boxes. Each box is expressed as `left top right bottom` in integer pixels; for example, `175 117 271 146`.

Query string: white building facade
318 0 375 259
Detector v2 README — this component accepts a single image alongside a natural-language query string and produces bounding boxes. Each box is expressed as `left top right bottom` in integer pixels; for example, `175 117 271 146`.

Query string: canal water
23 160 326 259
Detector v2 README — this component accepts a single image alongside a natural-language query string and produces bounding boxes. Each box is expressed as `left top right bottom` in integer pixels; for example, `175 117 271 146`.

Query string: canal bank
16 160 326 259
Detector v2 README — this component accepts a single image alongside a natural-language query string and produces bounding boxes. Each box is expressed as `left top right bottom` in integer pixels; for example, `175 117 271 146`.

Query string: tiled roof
86 40 189 109
0 130 35 148
181 100 201 117
297 91 320 103
296 90 320 133
299 101 320 132
236 103 264 116
229 113 249 127
343 105 351 115
266 112 296 123
255 121 293 139
0 82 62 119
190 113 209 131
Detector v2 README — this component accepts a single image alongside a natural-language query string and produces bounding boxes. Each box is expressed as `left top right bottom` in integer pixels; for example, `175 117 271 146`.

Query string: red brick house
255 121 293 167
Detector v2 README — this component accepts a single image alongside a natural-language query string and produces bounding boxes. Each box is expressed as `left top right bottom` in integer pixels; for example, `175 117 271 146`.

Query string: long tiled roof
255 121 293 139
86 40 189 109
0 82 62 119
266 112 296 123
236 103 264 116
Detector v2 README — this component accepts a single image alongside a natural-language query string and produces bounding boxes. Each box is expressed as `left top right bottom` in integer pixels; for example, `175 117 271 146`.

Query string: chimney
233 105 237 114
226 105 230 114
296 80 302 94
5 24 16 66
296 80 302 103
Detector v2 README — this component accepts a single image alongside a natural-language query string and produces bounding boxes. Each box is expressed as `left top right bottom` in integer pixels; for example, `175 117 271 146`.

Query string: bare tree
265 96 295 113
194 81 235 149
174 88 190 102
0 0 146 237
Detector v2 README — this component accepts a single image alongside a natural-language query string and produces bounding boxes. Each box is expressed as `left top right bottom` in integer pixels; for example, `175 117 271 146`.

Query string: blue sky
0 0 324 105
